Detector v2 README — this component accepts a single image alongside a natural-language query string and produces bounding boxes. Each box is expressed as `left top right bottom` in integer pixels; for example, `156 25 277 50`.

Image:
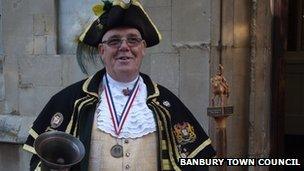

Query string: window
57 0 98 54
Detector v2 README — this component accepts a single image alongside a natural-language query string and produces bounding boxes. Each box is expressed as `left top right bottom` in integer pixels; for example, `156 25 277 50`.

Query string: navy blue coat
23 69 215 171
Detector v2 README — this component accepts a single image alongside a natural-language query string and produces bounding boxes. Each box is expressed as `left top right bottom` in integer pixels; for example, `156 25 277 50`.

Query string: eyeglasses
101 37 143 48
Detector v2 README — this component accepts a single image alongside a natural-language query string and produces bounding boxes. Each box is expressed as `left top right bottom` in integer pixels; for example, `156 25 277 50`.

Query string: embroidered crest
162 100 171 107
50 113 64 128
173 122 196 145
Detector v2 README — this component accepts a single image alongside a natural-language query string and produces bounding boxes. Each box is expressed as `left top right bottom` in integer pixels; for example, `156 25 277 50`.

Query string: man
23 0 216 170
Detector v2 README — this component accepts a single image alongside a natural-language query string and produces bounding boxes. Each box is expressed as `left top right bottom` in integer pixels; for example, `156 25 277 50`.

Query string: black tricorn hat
79 0 162 48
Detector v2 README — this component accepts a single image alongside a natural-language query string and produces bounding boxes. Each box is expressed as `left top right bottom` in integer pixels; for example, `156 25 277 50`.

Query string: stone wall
0 0 274 170
0 0 212 170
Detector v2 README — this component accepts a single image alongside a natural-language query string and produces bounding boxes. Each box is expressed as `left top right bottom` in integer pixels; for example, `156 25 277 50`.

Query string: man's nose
118 39 130 50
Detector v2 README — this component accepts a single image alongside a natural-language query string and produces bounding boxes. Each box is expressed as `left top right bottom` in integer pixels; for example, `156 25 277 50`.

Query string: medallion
110 144 123 158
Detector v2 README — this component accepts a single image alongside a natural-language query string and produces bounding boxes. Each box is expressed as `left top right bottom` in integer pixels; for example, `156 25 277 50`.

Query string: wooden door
272 0 304 170
271 0 288 159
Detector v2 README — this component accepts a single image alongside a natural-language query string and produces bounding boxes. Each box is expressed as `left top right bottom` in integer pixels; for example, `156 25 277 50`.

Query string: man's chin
115 67 135 73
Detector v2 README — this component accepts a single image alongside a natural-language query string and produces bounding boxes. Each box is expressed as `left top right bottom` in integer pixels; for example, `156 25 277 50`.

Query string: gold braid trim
79 16 98 42
66 96 90 136
77 97 96 114
153 100 181 158
71 96 96 136
113 0 130 9
147 82 160 100
162 140 167 150
188 138 212 158
82 76 99 98
34 162 41 171
155 100 212 160
152 101 181 171
162 159 173 170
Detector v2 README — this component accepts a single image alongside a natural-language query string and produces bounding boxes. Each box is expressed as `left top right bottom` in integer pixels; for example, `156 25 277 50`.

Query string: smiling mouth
116 56 133 60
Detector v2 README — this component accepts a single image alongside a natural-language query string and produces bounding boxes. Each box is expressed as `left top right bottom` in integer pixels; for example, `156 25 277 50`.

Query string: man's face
98 27 146 82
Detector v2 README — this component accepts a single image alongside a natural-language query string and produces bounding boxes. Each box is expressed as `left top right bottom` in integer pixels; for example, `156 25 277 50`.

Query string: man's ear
98 43 105 61
142 40 147 56
98 43 104 54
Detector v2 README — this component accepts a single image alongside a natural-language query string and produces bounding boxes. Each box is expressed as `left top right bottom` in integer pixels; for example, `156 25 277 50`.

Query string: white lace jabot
96 74 156 138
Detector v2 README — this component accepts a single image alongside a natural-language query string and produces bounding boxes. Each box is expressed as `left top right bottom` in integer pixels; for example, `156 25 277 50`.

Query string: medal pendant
110 144 123 158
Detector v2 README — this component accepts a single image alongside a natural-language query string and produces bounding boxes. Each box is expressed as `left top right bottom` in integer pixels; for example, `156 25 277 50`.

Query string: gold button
125 164 130 169
126 152 130 157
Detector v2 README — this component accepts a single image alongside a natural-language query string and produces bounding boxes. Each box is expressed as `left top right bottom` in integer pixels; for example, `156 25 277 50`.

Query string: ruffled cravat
96 74 156 138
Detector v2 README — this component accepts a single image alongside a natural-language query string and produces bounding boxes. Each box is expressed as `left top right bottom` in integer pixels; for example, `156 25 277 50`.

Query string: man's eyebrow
105 33 141 40
106 35 121 39
126 33 141 38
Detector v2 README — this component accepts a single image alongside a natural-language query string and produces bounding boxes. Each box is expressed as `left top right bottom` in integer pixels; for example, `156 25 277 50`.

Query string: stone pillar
247 1 272 170
0 0 4 106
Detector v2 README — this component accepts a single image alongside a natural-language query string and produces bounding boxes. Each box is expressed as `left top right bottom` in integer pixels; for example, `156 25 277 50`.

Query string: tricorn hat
79 0 162 47
77 0 161 74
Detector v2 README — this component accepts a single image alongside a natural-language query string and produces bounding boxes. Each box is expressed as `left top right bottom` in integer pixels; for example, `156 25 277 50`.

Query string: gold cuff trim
29 129 39 139
23 144 37 154
188 138 212 158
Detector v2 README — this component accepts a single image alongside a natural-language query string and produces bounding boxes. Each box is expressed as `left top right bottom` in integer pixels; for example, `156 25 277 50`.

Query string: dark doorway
284 0 304 168
272 0 304 170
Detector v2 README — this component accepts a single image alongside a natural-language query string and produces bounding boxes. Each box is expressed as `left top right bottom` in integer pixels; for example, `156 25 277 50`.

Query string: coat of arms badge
173 122 196 145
